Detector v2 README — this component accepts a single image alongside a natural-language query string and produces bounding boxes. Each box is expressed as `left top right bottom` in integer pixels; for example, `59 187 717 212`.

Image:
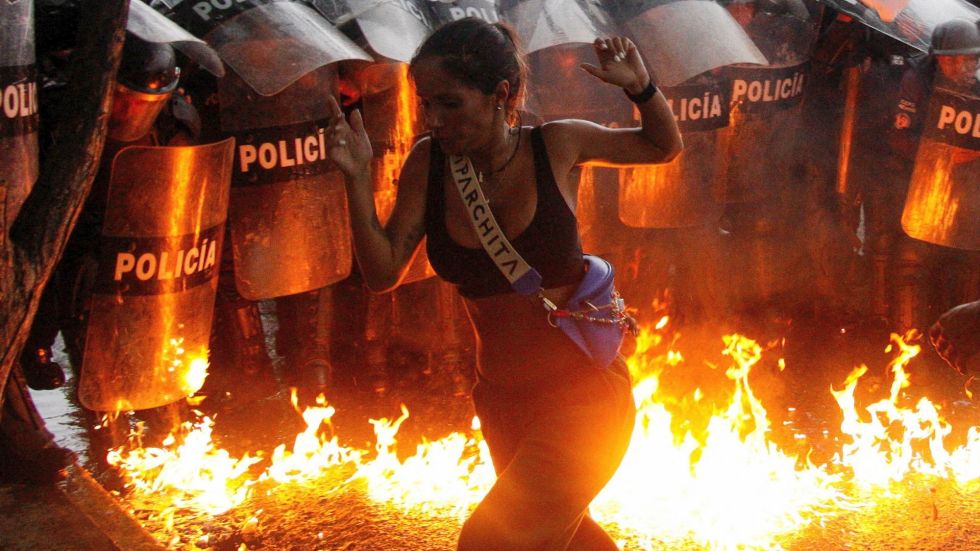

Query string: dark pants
460 358 636 551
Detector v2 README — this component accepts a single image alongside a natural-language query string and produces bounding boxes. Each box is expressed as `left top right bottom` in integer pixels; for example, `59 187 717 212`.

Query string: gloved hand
929 300 980 375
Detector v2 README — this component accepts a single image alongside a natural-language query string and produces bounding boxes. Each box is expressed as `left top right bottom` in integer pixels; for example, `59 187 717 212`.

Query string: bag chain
538 291 639 335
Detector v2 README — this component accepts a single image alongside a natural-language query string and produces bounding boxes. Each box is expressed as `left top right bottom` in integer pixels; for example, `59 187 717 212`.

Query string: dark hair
410 17 528 115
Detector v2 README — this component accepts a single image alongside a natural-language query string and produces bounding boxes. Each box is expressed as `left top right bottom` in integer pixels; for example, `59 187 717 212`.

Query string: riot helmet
107 33 180 142
723 0 757 26
930 19 980 86
930 18 980 56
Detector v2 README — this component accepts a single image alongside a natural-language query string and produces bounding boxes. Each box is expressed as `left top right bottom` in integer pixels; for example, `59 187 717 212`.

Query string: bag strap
448 154 543 296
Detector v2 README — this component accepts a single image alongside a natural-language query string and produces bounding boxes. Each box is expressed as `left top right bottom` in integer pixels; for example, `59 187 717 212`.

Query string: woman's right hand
326 94 373 180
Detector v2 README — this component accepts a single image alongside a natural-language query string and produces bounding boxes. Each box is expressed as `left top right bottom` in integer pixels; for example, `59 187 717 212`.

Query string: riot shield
902 84 980 250
427 0 501 25
219 66 353 300
620 0 767 87
79 138 235 412
619 75 731 228
721 4 820 203
151 0 371 96
524 42 632 125
128 0 225 77
722 61 810 203
818 0 980 53
501 0 617 54
344 0 433 62
1 0 38 230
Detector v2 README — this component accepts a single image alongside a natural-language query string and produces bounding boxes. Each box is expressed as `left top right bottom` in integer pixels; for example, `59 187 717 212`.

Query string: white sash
448 154 542 295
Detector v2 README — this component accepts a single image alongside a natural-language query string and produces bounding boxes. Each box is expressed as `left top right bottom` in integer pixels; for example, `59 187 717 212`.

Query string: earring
495 105 503 111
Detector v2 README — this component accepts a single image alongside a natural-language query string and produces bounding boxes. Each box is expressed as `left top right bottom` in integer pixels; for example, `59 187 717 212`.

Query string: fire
593 332 847 549
831 332 980 487
351 406 495 522
164 336 209 397
375 64 417 222
107 324 979 548
261 390 362 484
107 415 262 515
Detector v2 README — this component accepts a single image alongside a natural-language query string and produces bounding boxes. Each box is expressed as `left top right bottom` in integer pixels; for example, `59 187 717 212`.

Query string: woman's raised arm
326 95 428 292
558 36 683 167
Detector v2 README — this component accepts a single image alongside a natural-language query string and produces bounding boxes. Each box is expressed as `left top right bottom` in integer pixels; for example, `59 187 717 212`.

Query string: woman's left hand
580 36 651 95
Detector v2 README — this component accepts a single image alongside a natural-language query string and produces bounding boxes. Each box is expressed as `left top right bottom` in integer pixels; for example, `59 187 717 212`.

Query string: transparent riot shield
345 0 433 63
524 42 632 125
722 61 810 203
619 75 731 228
127 0 225 77
79 138 235 412
818 0 980 53
219 66 353 300
501 0 617 54
721 4 820 203
902 85 980 250
427 0 501 25
1 0 38 229
619 0 767 87
210 2 371 96
362 63 434 283
151 0 371 96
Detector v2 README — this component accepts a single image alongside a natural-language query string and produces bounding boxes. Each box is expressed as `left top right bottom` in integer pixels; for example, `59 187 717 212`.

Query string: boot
206 297 277 406
0 370 76 484
275 290 333 399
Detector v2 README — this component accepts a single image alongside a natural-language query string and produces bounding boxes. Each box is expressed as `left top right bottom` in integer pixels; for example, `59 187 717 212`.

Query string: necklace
479 127 521 183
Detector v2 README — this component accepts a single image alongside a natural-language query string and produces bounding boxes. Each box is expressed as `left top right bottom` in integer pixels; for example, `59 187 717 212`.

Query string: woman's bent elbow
660 137 684 163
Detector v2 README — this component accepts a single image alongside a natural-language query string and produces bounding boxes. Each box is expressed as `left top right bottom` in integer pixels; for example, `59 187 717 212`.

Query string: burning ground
95 317 980 551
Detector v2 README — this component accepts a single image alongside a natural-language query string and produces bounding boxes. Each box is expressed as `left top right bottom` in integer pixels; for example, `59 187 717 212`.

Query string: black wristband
624 81 657 104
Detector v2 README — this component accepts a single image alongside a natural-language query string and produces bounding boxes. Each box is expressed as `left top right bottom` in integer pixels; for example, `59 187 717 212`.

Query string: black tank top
425 127 584 298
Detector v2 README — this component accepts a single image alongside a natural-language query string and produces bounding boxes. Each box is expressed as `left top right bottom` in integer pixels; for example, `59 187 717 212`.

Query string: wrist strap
448 155 542 295
625 80 657 104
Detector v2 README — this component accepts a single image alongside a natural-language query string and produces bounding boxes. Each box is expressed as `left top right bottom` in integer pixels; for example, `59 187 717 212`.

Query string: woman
327 18 682 550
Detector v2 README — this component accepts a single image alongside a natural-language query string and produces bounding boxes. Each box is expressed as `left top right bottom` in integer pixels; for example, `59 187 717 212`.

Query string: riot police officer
876 18 980 333
20 31 188 389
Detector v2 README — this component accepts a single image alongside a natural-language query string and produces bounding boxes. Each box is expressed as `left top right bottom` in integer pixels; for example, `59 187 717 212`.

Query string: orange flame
109 325 979 548
831 332 978 486
375 64 417 223
593 332 846 549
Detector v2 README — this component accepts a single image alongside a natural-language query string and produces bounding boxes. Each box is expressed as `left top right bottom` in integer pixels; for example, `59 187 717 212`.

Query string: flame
593 332 846 549
375 64 417 223
262 390 363 484
351 406 495 522
107 415 262 515
163 336 209 397
831 332 978 487
109 324 979 548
